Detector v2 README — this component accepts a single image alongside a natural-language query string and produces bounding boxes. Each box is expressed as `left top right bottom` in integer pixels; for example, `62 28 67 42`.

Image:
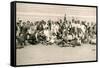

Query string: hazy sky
16 3 96 22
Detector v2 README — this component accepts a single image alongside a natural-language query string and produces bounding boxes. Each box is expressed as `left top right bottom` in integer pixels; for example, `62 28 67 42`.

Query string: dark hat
17 22 19 24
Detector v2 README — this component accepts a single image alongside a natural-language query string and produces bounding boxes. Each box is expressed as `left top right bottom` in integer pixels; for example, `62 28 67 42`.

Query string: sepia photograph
15 2 97 66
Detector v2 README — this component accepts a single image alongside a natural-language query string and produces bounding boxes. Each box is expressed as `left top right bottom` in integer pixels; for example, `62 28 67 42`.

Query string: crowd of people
16 15 96 48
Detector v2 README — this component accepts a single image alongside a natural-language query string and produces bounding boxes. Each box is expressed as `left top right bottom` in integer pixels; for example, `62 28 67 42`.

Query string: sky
16 3 96 22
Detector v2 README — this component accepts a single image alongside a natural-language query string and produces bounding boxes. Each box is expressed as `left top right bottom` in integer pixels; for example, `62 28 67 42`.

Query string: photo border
10 1 98 67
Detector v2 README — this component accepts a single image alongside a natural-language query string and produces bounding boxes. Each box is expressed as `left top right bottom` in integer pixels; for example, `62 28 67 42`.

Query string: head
81 21 85 25
18 20 22 23
22 22 26 26
69 21 71 24
72 17 75 23
77 20 80 24
27 21 30 25
17 22 20 26
91 22 94 26
52 33 56 36
30 22 33 26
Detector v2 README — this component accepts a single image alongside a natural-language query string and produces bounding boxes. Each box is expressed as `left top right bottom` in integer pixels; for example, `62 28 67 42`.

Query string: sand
16 44 96 65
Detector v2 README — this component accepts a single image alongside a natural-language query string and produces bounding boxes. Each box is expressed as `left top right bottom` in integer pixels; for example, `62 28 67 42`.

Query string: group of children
16 15 96 48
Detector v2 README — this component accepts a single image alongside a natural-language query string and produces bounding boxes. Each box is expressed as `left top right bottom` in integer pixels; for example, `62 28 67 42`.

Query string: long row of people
16 15 96 48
